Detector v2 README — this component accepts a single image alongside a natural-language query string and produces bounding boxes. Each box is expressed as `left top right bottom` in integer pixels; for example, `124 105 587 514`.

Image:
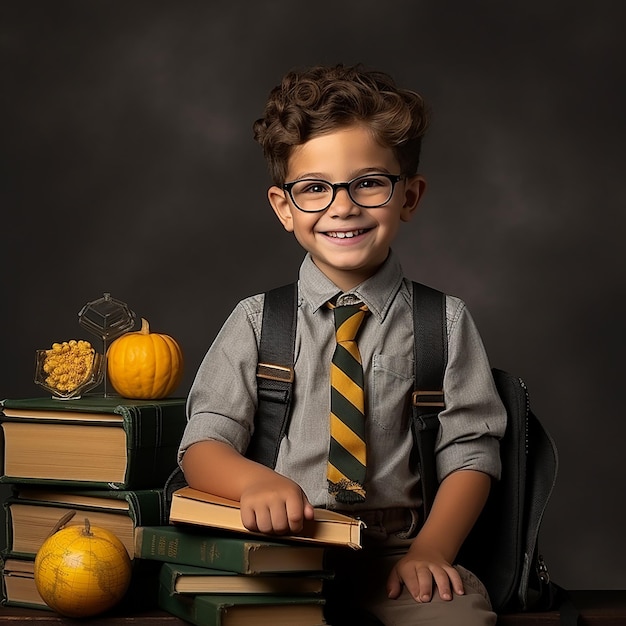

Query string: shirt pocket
369 353 413 432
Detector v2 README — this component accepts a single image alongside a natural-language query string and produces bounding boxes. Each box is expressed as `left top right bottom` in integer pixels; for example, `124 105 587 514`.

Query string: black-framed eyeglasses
282 173 404 213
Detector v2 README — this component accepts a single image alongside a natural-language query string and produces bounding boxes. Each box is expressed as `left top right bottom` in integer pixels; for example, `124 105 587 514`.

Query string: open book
169 487 364 549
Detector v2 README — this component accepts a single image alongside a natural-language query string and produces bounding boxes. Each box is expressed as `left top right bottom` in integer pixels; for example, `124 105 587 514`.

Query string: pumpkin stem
83 517 93 536
140 318 150 334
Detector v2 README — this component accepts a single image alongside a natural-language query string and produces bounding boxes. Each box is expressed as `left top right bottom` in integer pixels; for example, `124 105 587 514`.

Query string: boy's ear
400 175 427 222
268 186 295 232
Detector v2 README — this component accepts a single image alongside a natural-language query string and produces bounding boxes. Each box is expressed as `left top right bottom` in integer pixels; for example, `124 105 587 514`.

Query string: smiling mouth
325 229 368 239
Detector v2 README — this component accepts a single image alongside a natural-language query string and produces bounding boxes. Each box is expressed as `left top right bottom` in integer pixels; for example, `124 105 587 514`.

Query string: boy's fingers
254 506 276 534
432 569 452 601
240 502 261 532
269 506 292 534
391 563 423 602
415 567 434 602
386 568 404 599
302 495 316 520
285 497 306 533
446 566 465 596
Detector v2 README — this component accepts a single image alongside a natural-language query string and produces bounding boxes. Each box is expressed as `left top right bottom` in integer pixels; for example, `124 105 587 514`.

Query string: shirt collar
297 250 405 323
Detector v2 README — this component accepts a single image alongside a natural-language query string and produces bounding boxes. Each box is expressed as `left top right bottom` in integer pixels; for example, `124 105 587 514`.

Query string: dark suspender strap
411 281 448 518
246 282 297 469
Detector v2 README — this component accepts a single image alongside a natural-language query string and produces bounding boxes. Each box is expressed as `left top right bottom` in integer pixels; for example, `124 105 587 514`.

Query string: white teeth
327 229 364 239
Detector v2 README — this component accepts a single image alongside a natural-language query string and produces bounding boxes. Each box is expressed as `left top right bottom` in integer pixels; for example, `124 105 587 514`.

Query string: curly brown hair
253 63 430 186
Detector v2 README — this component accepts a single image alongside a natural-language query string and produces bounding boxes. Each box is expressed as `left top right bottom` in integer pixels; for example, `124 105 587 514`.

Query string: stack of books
0 395 188 611
133 487 366 625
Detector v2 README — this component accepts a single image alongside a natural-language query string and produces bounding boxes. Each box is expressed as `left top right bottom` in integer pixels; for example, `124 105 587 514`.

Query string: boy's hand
386 470 491 602
239 473 315 535
182 440 315 536
387 547 464 603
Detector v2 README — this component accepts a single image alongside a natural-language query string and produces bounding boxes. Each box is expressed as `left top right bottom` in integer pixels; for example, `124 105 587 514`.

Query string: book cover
134 525 326 574
158 585 326 626
4 487 166 559
169 487 364 549
0 396 186 489
159 561 327 595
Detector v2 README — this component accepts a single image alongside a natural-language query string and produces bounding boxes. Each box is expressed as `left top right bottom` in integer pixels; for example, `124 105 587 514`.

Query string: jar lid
78 293 136 341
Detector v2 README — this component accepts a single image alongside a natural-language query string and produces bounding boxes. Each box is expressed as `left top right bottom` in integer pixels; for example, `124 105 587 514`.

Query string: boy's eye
300 181 331 194
354 176 386 189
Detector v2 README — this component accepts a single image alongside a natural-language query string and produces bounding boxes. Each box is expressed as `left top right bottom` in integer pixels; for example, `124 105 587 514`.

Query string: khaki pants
324 512 496 626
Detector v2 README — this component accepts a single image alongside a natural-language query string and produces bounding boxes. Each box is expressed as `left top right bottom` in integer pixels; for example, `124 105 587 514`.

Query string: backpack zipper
537 554 551 584
518 376 530 456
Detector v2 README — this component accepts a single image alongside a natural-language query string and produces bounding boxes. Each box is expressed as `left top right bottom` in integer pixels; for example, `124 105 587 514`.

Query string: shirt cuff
436 435 502 482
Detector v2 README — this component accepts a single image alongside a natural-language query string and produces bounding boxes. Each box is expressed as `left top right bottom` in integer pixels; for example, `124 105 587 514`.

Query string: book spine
158 561 181 595
2 499 14 559
135 526 253 574
123 489 167 527
119 404 187 490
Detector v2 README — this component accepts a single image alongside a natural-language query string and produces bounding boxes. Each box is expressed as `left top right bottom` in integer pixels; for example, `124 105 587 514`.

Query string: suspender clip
257 362 295 383
412 390 445 408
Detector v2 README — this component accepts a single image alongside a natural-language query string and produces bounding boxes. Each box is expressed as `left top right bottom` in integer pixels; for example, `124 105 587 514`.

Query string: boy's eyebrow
288 171 327 181
288 167 394 182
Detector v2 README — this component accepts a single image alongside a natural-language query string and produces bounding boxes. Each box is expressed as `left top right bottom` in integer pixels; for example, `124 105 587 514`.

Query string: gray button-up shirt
180 251 506 511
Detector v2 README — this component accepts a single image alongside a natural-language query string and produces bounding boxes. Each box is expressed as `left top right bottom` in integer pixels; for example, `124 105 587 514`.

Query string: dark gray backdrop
2 1 624 591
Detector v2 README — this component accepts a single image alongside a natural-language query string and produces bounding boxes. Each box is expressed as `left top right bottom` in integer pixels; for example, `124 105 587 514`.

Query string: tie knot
331 303 368 342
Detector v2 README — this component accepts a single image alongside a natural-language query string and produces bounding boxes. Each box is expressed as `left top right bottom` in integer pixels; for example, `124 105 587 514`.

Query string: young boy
179 64 506 625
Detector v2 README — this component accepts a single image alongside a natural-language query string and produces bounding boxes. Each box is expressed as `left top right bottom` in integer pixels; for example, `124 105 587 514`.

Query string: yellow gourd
106 318 183 399
34 517 132 617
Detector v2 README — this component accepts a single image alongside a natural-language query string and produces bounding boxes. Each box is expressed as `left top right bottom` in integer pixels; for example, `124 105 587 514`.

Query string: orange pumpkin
106 318 183 399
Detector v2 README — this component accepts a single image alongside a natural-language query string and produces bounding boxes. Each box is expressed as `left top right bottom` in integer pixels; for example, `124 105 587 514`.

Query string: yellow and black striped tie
327 302 369 504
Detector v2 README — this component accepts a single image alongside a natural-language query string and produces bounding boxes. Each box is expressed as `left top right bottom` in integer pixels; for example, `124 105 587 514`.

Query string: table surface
0 590 624 625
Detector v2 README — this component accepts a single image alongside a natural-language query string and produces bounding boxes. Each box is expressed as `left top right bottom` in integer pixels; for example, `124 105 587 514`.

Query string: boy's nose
328 187 360 217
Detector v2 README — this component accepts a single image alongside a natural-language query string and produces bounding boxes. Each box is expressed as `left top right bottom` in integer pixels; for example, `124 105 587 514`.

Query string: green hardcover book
0 396 186 489
134 525 327 575
158 585 326 626
159 561 327 595
4 486 166 559
0 556 50 610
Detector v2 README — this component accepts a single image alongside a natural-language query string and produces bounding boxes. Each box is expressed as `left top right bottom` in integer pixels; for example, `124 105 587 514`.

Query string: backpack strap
411 281 448 518
165 282 297 510
246 282 298 469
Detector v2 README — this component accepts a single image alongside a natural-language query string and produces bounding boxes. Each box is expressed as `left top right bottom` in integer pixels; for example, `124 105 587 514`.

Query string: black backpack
246 281 564 616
